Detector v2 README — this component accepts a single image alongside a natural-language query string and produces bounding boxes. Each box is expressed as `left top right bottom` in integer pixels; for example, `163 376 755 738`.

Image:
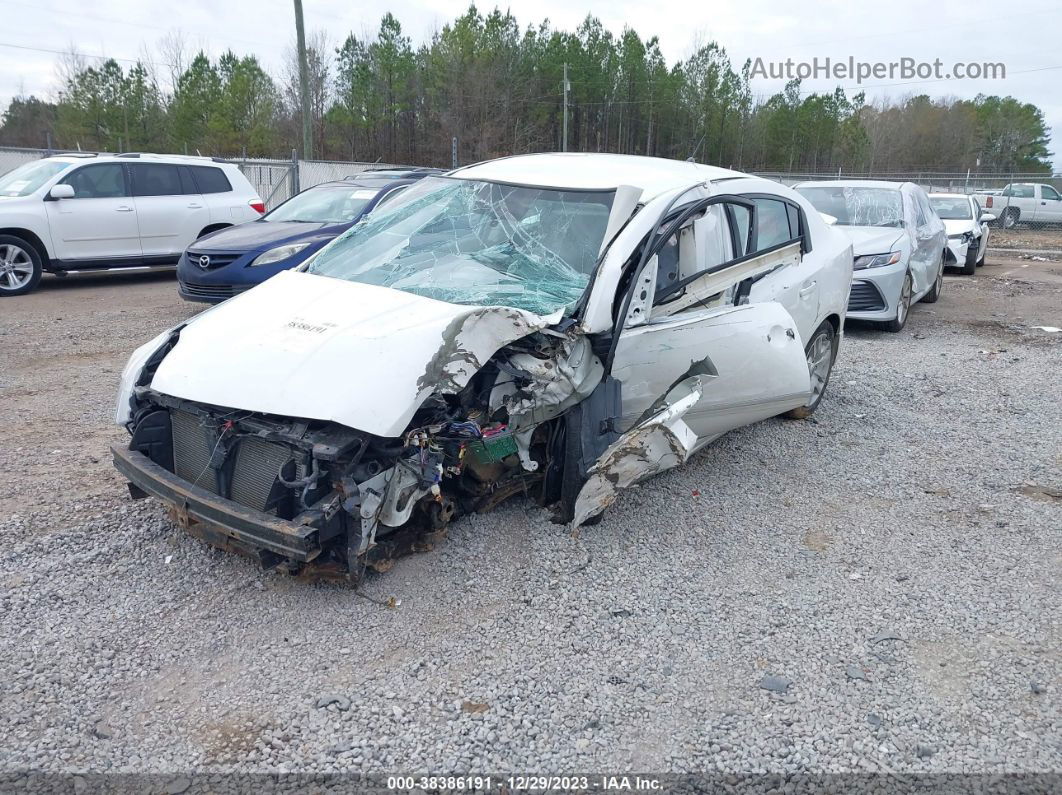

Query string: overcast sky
1 0 1059 169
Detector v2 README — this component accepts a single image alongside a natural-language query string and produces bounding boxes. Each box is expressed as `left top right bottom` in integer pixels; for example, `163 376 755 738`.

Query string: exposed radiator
170 410 297 513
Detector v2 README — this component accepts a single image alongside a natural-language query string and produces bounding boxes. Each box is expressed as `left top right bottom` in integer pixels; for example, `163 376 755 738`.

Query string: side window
62 164 128 199
753 198 795 249
131 164 183 197
1013 184 1034 199
1042 186 1061 201
910 191 927 227
654 204 732 297
178 166 198 195
729 204 752 257
918 191 936 224
190 166 233 194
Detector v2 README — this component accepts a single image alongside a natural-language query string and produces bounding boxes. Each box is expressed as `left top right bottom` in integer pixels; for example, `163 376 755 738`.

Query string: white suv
0 153 264 296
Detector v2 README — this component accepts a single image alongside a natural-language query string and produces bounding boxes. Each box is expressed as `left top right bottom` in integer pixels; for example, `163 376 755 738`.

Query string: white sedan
112 153 853 581
796 180 946 333
929 193 995 275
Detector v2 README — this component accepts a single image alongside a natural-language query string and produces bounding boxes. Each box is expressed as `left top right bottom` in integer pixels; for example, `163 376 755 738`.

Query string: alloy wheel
896 274 912 325
806 329 834 405
0 244 34 292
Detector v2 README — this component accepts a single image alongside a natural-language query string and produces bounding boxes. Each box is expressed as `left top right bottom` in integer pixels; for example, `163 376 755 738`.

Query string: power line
0 40 171 68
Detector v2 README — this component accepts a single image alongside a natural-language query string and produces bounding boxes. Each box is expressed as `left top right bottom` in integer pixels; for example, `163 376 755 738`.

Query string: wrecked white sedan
113 153 853 580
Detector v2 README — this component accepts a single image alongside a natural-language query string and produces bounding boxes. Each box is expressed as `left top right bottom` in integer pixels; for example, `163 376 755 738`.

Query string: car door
744 195 820 344
906 187 937 294
607 197 811 442
573 199 812 525
130 163 208 258
43 163 140 262
1038 185 1062 223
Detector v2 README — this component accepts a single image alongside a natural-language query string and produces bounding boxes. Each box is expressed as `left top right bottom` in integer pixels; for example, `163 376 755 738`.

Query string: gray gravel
0 267 1060 779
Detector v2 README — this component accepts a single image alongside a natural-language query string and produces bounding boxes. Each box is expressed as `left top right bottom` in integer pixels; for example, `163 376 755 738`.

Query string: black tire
962 242 978 275
1001 208 1020 229
921 254 944 304
880 271 912 333
0 235 43 297
785 321 837 419
976 244 986 267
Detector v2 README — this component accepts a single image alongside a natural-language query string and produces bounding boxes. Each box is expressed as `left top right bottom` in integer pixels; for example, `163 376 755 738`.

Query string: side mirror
980 213 996 223
49 184 75 200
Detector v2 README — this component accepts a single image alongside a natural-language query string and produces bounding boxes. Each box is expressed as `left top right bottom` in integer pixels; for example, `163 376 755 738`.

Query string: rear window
190 166 232 194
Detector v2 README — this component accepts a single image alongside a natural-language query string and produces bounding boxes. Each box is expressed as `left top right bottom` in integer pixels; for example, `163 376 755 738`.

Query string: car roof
795 179 909 191
449 153 744 198
45 153 238 167
928 192 973 199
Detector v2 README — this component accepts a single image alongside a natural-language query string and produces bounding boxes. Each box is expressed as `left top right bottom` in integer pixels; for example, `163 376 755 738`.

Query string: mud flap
572 375 705 528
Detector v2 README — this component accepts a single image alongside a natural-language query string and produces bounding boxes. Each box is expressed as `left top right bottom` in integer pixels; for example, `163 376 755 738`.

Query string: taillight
249 199 266 214
985 196 993 208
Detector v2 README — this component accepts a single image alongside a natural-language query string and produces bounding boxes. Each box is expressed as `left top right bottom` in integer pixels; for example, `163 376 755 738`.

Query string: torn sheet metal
490 334 603 431
572 376 706 528
148 269 555 438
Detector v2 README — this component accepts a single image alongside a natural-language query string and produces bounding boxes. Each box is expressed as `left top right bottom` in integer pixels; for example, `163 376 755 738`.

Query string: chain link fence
2 147 1058 250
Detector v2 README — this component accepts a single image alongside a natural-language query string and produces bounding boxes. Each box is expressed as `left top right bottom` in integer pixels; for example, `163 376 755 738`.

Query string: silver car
796 180 947 332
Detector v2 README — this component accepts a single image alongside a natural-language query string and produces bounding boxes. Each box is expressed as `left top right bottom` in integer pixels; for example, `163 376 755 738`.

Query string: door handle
116 206 134 212
187 203 203 209
799 281 817 297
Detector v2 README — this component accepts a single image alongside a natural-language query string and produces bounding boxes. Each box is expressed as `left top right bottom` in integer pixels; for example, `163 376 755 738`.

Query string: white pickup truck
977 183 1062 228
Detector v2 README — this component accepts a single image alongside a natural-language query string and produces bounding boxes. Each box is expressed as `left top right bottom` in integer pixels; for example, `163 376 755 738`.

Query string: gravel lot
0 258 1059 783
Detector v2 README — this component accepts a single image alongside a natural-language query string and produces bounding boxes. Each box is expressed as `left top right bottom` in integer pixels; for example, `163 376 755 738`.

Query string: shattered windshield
307 176 615 315
797 186 904 228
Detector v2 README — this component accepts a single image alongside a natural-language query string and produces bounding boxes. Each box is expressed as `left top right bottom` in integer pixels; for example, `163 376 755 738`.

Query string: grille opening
169 409 302 514
848 280 887 312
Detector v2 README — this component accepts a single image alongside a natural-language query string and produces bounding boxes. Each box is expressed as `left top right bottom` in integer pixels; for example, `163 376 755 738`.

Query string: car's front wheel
785 321 837 419
962 242 978 275
0 236 43 297
880 271 912 333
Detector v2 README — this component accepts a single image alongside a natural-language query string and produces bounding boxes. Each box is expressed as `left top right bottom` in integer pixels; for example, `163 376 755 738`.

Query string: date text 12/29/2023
386 776 664 791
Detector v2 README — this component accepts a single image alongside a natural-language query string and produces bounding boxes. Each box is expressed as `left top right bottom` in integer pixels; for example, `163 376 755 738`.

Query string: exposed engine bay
120 323 618 582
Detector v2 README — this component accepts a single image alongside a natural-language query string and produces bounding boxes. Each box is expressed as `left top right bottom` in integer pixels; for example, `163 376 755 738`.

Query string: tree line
0 6 1053 174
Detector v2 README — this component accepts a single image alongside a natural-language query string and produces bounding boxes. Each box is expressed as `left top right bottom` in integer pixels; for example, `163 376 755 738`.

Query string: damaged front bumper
112 445 322 564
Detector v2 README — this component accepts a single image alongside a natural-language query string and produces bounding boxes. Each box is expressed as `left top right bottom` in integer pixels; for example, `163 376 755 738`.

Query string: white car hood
942 219 975 236
839 226 905 256
149 270 552 437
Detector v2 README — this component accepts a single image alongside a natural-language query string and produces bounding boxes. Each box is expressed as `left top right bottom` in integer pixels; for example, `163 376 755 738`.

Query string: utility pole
293 0 313 160
562 63 569 152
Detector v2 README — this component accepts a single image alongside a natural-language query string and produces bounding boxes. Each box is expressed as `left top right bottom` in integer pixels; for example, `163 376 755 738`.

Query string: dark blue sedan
177 168 441 303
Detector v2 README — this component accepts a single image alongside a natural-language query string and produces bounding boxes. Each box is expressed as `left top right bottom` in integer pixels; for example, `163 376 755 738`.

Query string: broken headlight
115 329 174 425
948 231 974 243
853 251 901 270
251 242 312 266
